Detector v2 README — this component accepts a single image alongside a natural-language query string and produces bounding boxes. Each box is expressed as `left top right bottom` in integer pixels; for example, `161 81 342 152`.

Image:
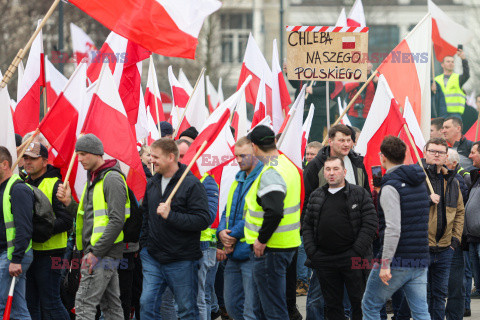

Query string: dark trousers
445 247 465 320
119 252 136 320
316 264 365 320
286 249 298 310
428 249 454 320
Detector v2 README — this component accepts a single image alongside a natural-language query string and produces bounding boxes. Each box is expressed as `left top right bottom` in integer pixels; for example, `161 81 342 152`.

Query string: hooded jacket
140 163 210 264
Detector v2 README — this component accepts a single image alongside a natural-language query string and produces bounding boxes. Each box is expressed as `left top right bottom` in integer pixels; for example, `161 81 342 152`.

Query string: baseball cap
247 125 276 146
24 142 49 159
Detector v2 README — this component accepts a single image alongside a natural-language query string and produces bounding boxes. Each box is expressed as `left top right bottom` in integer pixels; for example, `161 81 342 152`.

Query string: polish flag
338 98 352 126
231 90 248 140
302 104 315 161
399 97 425 165
39 62 88 201
271 39 292 133
70 23 97 65
175 72 208 138
206 75 220 113
356 75 408 188
217 78 224 106
179 68 194 95
69 0 221 59
168 66 190 129
135 84 150 141
82 63 146 199
342 37 356 49
277 85 306 169
0 71 18 172
428 0 473 62
14 22 44 136
147 105 161 142
251 77 267 129
336 8 348 26
377 14 431 140
145 56 165 126
347 0 366 27
465 122 480 142
237 34 273 118
45 57 67 109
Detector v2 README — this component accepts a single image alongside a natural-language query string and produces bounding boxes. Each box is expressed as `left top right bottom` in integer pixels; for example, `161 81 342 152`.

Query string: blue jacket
378 165 430 268
217 161 263 261
201 175 219 250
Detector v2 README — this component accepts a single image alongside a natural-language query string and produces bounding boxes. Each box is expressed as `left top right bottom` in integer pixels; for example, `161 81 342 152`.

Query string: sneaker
464 309 471 317
288 304 303 320
296 281 308 296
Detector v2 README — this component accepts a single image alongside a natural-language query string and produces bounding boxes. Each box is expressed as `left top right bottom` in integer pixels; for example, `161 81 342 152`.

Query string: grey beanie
75 134 104 155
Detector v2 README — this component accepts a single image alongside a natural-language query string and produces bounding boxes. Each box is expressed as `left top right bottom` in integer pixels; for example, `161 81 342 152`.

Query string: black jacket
140 163 210 264
303 146 370 220
303 181 377 268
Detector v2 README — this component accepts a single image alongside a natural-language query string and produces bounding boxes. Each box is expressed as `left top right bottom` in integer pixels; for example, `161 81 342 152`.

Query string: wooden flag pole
64 134 84 186
0 0 61 88
42 87 48 117
150 57 162 137
475 113 480 142
165 140 208 205
321 70 378 146
12 129 40 170
403 124 434 194
173 68 206 138
304 81 314 100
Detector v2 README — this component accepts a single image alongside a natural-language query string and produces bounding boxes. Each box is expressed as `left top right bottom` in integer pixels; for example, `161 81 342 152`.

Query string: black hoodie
26 164 73 256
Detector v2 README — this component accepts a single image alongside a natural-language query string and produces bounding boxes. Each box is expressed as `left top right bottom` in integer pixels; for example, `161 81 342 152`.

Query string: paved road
296 295 480 319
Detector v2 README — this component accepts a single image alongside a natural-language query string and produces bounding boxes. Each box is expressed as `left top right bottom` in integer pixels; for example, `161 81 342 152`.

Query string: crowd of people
0 49 479 320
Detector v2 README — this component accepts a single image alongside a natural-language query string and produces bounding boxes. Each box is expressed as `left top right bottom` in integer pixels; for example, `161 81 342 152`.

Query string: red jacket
346 80 376 118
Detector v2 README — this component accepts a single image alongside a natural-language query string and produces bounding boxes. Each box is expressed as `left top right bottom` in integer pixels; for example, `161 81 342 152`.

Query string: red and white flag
336 8 347 26
45 57 68 109
145 56 165 126
399 96 425 165
251 77 267 129
231 90 248 140
217 78 224 106
70 23 97 65
271 39 291 133
135 84 150 141
347 0 366 27
82 63 146 200
338 97 352 126
168 66 190 129
237 34 273 118
301 103 315 161
70 0 221 59
377 14 431 139
206 75 220 114
14 21 45 136
0 71 18 171
428 0 473 62
179 68 194 95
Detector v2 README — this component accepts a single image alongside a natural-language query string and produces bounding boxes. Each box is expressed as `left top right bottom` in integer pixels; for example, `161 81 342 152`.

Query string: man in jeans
362 136 431 320
140 138 210 319
0 146 34 319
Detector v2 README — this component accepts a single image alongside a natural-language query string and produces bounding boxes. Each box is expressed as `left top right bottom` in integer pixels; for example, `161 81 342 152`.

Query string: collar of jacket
321 179 351 194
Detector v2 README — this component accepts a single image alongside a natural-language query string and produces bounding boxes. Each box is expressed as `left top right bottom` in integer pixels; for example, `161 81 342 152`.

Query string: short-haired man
0 146 34 319
303 156 377 320
217 136 264 320
140 138 210 319
244 125 302 319
22 142 72 319
305 141 323 164
175 139 191 162
435 49 469 118
442 117 473 169
422 138 464 320
362 136 431 320
431 118 445 139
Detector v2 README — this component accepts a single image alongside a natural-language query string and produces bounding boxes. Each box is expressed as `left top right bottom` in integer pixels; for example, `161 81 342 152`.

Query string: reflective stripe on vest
76 171 131 250
435 73 466 114
32 177 68 251
200 174 218 242
2 174 32 261
244 154 301 248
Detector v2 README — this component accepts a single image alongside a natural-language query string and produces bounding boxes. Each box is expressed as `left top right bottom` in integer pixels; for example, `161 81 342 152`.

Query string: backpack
123 187 143 243
11 180 55 243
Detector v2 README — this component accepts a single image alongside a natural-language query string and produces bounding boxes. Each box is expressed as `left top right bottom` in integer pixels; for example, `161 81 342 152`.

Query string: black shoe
386 299 394 314
464 309 471 317
288 304 303 320
211 309 222 320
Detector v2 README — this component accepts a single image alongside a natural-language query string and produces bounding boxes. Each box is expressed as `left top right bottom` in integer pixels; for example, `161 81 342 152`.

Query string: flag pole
150 57 162 137
475 113 480 142
12 129 40 170
304 81 313 100
2 276 16 320
165 140 208 205
64 152 78 188
326 81 330 130
403 124 434 194
0 0 61 88
42 87 48 117
173 68 206 138
431 43 437 118
321 70 378 145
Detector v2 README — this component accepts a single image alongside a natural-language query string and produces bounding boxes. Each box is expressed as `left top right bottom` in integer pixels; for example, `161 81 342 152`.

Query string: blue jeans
427 249 454 320
464 250 472 310
296 237 310 283
445 247 465 320
224 258 256 320
0 250 33 320
306 270 324 320
362 265 430 320
252 251 295 320
198 248 216 320
206 261 219 314
140 248 199 319
391 289 411 320
468 243 480 302
26 253 69 320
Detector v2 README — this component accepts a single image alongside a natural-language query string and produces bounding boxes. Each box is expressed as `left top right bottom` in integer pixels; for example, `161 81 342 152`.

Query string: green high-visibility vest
2 174 32 261
435 73 466 115
32 177 67 251
76 171 131 251
200 174 217 242
244 154 301 248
